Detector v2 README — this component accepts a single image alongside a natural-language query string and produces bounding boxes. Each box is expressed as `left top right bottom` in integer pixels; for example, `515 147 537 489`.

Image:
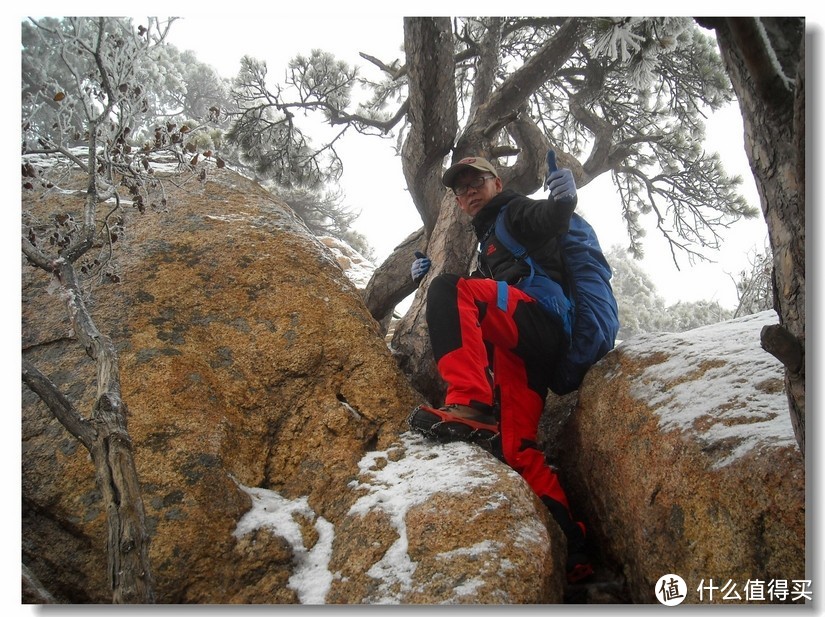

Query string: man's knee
426 273 461 322
427 273 460 305
426 274 463 361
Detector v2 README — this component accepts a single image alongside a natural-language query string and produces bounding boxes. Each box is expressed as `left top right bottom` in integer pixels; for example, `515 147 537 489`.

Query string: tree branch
761 323 803 374
468 18 503 121
360 44 479 83
359 52 406 80
37 257 154 603
479 18 584 125
22 563 57 604
21 238 54 271
22 359 97 449
362 227 425 327
454 18 584 164
500 112 550 194
328 98 410 133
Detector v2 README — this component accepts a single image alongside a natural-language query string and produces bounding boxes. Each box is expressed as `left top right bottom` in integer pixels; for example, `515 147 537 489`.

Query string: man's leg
424 274 525 410
492 344 592 582
415 272 593 581
408 274 516 440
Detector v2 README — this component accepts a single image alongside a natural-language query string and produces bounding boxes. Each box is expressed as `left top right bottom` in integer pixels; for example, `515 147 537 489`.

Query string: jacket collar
471 189 517 237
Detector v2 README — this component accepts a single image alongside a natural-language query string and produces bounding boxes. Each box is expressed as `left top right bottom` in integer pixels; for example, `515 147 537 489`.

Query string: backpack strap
493 205 551 286
492 204 573 339
496 280 509 311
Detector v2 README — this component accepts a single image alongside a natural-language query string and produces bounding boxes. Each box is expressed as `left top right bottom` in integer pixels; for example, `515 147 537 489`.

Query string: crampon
407 405 500 454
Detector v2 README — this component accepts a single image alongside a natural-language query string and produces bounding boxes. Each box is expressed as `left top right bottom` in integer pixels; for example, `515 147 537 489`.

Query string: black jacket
471 188 576 286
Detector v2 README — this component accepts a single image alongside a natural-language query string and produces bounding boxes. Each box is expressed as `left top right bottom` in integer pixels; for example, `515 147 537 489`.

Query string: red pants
426 274 575 517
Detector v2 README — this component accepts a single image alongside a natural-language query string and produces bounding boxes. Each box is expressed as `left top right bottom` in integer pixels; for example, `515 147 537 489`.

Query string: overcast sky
9 9 818 312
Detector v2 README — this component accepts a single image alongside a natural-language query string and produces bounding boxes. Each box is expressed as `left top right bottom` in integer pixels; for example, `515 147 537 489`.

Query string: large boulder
22 166 563 604
557 311 805 604
232 434 564 604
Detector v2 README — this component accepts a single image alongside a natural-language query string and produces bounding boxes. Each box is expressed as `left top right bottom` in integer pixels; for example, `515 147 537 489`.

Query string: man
407 155 593 584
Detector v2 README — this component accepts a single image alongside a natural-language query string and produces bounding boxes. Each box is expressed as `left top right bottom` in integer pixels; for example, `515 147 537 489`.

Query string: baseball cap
441 156 499 188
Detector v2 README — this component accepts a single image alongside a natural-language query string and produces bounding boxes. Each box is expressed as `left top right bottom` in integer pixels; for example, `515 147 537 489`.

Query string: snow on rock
333 432 563 604
621 310 795 467
560 310 805 604
349 433 508 516
233 482 335 604
317 235 376 289
345 433 542 603
230 433 564 604
346 435 498 602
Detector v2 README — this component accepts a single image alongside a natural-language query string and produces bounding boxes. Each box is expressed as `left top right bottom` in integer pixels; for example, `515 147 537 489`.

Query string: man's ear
494 177 503 192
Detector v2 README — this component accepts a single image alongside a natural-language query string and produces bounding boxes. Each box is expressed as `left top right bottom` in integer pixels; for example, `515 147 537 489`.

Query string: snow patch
230 434 515 605
622 310 796 467
317 235 375 289
347 432 507 602
232 481 334 604
204 213 253 224
349 433 503 517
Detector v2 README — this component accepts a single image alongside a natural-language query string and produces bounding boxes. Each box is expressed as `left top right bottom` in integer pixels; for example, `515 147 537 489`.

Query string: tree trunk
362 227 425 327
388 18 588 401
391 193 479 404
699 17 805 456
390 18 464 401
400 17 458 236
22 259 155 603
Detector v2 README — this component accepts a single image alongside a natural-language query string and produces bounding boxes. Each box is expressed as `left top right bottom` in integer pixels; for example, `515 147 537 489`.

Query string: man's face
453 168 503 218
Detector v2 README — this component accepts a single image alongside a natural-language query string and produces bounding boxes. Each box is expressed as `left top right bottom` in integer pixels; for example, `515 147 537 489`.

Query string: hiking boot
566 551 594 584
407 404 498 444
565 521 594 583
542 497 595 584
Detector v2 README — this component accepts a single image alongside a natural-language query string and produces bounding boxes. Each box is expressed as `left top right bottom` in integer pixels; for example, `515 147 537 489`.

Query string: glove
411 251 431 282
546 168 577 203
544 150 577 204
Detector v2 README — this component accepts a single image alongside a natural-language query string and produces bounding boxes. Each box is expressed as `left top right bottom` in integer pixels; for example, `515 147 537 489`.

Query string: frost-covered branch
20 18 202 603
